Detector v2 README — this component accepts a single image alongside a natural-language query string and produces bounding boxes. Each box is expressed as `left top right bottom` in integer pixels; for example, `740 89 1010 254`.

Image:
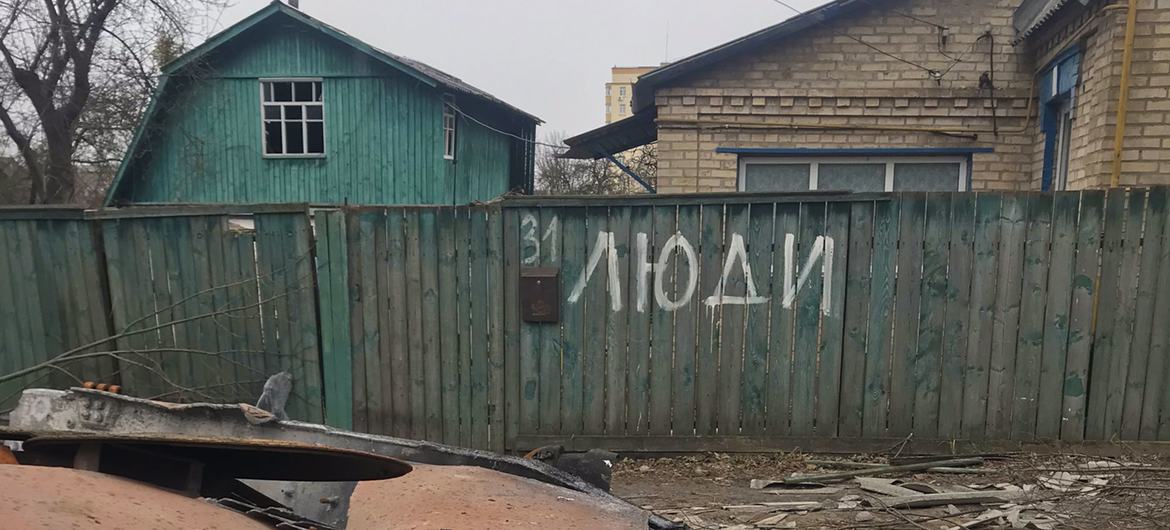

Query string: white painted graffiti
560 228 835 316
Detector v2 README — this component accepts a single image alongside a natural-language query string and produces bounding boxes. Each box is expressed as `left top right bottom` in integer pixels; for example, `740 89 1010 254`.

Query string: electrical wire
767 0 942 78
448 104 566 151
888 9 948 30
767 0 968 79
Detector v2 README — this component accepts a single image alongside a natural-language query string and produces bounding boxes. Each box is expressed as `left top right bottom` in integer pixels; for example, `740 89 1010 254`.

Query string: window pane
264 121 283 154
314 81 323 102
285 122 304 154
743 163 811 192
307 122 324 154
294 81 314 102
818 163 885 192
263 83 273 102
306 106 323 119
285 105 302 120
893 163 962 191
264 105 281 119
272 82 293 102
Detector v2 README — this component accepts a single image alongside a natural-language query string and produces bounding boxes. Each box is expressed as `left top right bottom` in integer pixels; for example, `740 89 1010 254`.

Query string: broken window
262 80 325 156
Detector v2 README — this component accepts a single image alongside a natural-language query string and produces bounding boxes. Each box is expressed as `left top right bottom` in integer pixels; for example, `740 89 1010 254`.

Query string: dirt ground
612 451 1170 529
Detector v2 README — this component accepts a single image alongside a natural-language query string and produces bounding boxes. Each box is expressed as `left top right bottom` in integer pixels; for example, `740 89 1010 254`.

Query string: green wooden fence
497 189 1170 450
0 206 323 422
4 188 1170 453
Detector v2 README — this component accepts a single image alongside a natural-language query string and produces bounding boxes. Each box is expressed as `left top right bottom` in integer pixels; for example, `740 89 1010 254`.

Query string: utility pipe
1109 0 1139 187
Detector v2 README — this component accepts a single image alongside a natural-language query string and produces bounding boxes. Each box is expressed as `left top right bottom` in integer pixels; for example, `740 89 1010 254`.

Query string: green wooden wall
113 22 516 206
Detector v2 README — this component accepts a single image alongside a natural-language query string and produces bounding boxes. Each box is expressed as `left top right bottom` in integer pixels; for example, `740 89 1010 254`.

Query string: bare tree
536 132 656 195
0 0 224 204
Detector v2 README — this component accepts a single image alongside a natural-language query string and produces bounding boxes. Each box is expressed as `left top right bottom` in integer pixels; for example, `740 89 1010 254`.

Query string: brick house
561 0 1170 193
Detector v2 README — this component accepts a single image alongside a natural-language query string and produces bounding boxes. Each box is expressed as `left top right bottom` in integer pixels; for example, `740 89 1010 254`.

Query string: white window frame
260 78 326 158
737 155 969 192
443 103 457 160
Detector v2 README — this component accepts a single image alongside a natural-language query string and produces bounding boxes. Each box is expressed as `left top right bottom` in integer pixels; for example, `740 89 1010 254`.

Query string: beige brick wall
653 0 1035 194
652 0 1170 193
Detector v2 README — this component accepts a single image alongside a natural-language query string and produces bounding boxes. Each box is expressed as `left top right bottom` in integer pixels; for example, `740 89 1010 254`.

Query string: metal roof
561 0 866 158
1012 0 1077 43
560 111 658 159
161 2 540 123
631 0 866 114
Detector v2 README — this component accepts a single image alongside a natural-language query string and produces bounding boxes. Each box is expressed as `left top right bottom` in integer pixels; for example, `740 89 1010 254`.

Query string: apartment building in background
605 66 657 124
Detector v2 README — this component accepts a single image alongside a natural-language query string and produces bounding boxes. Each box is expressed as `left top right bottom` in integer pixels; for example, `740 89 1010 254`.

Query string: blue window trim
1039 45 1082 191
716 147 995 156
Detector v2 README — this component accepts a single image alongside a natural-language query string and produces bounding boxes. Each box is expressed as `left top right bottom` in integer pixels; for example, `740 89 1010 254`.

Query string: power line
767 0 942 79
448 104 566 151
889 9 948 31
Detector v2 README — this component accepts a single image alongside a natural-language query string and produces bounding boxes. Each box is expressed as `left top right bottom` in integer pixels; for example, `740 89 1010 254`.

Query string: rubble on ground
614 451 1170 529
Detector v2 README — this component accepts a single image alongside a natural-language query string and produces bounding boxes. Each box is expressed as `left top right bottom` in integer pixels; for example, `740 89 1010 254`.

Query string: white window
738 156 968 192
619 104 627 114
261 79 324 157
620 86 627 96
443 104 457 160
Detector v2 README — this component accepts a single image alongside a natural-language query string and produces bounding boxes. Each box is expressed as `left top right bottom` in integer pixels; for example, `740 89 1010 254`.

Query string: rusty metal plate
21 432 412 481
520 267 560 323
0 465 269 529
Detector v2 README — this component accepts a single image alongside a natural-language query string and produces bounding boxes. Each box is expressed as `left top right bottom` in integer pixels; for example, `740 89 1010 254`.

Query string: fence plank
581 207 609 435
839 201 873 438
1087 190 1127 440
987 193 1026 440
346 212 370 432
402 211 427 439
454 209 474 446
718 205 750 435
360 212 386 433
1108 191 1147 438
742 203 776 435
766 203 799 435
538 207 564 435
1036 193 1078 440
437 209 462 444
1143 190 1170 439
605 207 631 435
913 193 950 439
385 211 411 436
501 208 521 448
669 205 697 436
939 194 974 439
417 211 444 441
962 194 1001 439
1012 193 1053 440
469 209 492 449
651 204 678 436
516 208 541 436
862 200 898 437
792 202 826 436
626 206 654 435
695 204 724 436
1063 191 1103 441
559 208 587 436
889 194 925 437
486 207 507 452
817 202 849 437
1129 189 1165 440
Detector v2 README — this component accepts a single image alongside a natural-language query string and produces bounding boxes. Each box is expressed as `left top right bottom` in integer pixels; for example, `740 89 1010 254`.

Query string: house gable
107 3 536 206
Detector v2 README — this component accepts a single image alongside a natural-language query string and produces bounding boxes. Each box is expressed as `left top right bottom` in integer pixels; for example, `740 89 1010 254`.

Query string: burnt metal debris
3 387 671 529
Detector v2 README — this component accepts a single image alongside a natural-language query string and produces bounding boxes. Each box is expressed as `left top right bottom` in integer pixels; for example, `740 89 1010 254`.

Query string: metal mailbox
520 267 560 323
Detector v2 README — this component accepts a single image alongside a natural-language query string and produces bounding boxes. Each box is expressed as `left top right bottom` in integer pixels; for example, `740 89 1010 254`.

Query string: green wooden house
105 2 539 206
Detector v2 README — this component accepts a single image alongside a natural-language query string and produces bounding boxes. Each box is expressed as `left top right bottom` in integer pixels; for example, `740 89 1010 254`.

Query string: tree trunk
41 118 77 204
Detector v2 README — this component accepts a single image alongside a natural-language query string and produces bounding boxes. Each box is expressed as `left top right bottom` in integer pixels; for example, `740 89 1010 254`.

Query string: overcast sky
214 0 830 137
